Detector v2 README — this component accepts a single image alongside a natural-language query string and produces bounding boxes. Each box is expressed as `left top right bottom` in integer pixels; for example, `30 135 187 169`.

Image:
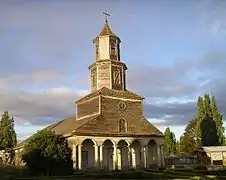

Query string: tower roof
99 22 117 37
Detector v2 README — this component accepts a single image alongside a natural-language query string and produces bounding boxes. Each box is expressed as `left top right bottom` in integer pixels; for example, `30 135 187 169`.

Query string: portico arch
147 139 158 167
102 139 114 170
117 140 129 169
81 139 97 169
131 140 141 168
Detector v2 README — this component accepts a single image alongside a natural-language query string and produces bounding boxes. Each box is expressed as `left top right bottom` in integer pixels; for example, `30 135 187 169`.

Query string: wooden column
72 145 77 169
94 145 99 168
157 145 161 167
131 147 136 169
127 146 132 169
113 144 117 170
78 145 82 170
141 145 147 168
99 145 103 169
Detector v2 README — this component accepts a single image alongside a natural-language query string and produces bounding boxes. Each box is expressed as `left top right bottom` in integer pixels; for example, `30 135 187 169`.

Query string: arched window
96 44 99 56
95 39 99 59
119 119 126 132
113 69 121 84
111 41 116 55
91 69 96 87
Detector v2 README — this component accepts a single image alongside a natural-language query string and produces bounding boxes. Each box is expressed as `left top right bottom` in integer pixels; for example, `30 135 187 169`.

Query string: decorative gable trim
102 95 142 102
76 112 100 121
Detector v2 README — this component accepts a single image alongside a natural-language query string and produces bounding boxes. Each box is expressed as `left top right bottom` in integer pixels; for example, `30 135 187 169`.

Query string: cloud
127 59 200 99
196 0 226 34
129 51 226 126
0 86 84 126
0 68 87 129
0 69 65 89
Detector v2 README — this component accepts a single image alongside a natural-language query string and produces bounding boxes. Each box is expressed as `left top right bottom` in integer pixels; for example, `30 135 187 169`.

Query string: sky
0 0 226 141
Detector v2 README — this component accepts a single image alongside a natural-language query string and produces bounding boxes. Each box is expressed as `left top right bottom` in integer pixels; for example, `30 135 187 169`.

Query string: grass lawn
1 166 226 180
12 170 226 180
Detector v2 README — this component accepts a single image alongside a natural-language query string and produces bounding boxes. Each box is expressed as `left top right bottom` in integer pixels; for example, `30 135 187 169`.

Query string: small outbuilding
196 146 226 166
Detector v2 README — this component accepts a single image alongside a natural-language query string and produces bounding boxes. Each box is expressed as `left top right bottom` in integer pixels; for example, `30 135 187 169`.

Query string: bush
22 129 73 176
193 165 207 170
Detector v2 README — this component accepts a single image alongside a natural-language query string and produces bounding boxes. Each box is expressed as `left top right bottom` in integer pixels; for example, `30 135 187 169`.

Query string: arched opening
130 140 141 168
91 69 96 87
81 139 96 169
95 40 99 58
117 140 129 170
102 140 114 170
113 69 121 84
147 139 158 167
119 119 126 132
111 41 116 55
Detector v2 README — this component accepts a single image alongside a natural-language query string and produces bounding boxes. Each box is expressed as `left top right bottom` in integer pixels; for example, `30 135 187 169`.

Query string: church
14 18 165 170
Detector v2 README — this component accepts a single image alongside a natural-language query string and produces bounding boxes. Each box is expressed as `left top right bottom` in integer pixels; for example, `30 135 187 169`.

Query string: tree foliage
22 129 72 176
200 116 218 146
163 127 177 156
180 119 198 154
196 96 205 146
0 111 17 150
180 93 225 154
198 94 224 146
211 96 225 145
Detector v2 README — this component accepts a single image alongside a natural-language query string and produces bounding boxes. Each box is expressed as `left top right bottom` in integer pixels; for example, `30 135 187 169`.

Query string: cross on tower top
103 10 110 23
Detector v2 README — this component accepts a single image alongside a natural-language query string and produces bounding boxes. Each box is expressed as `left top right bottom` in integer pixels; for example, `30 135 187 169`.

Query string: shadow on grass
1 165 226 180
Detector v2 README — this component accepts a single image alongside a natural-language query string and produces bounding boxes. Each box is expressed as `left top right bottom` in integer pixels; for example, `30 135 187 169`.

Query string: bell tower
89 13 127 92
94 22 121 62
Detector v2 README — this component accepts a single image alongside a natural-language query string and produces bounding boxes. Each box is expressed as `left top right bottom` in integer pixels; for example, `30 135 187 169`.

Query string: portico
70 136 165 170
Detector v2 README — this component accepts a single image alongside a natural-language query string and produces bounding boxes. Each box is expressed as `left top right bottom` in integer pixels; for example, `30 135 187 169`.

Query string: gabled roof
15 115 99 150
15 114 163 149
76 87 144 103
70 115 163 137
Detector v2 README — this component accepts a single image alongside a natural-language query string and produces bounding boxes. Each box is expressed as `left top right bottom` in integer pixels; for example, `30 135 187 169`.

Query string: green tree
195 96 205 146
180 119 198 154
176 140 180 155
211 96 225 145
200 116 218 146
0 111 17 150
181 93 225 154
22 129 72 176
204 93 212 117
163 127 177 156
195 94 223 147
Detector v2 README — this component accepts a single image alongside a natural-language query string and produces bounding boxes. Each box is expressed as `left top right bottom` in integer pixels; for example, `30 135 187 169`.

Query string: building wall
77 96 100 119
98 36 110 60
97 62 111 90
101 96 143 133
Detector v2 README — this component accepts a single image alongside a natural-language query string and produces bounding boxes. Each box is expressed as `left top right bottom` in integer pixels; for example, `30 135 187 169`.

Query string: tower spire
90 14 126 92
103 10 110 23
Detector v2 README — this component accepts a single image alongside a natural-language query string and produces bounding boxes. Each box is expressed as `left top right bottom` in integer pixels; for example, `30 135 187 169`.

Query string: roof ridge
142 117 164 136
49 116 74 130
